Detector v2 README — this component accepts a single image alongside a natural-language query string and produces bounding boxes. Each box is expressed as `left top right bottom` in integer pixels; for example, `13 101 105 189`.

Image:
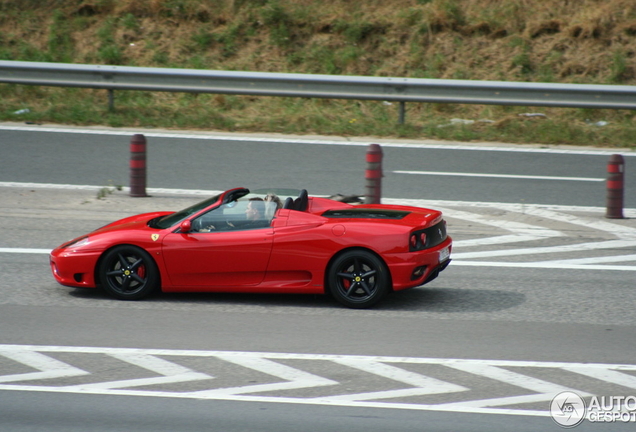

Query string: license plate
439 246 450 262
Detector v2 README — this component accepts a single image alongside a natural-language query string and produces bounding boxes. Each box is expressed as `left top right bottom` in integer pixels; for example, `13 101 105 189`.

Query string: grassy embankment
0 0 635 148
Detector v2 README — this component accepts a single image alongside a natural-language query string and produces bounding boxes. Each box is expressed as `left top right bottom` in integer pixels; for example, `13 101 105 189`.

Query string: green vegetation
96 182 123 200
1 0 635 148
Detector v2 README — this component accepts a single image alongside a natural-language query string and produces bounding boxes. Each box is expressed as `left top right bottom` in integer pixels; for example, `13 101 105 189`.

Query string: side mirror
180 220 192 233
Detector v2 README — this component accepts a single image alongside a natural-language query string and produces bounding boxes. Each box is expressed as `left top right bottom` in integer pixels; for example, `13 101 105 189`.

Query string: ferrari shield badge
151 234 160 241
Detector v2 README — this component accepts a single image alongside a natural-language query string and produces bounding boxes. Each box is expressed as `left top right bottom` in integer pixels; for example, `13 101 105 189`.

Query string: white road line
0 182 220 196
2 344 635 370
2 123 636 155
451 261 636 271
564 367 636 390
393 170 603 182
453 235 543 248
451 239 636 260
0 248 51 254
438 393 568 410
536 254 636 265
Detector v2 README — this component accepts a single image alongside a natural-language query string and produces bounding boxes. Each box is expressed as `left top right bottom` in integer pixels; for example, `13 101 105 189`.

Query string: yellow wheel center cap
355 276 361 282
124 270 131 276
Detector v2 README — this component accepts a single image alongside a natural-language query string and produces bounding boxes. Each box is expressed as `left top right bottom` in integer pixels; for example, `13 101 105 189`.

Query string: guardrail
1 60 636 123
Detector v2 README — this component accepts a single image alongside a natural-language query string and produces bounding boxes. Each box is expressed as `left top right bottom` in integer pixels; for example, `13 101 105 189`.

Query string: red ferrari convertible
50 188 451 308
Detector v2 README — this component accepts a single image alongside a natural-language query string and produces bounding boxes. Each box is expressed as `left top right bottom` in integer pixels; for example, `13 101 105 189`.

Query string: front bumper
50 248 100 288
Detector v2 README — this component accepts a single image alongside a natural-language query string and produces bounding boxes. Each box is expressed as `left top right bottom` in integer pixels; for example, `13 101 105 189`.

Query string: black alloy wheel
98 245 159 300
327 250 390 309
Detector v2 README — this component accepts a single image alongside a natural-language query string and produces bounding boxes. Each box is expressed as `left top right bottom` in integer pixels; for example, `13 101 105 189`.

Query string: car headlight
61 236 90 249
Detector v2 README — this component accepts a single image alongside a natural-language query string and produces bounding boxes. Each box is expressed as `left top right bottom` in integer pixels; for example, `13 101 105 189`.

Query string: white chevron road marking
1 345 636 417
563 367 636 390
433 207 564 248
451 239 636 260
385 198 636 271
60 352 212 391
315 359 467 401
438 363 591 409
192 355 337 397
0 349 88 383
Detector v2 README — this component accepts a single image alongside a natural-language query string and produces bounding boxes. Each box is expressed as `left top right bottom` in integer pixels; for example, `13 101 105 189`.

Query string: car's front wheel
327 250 390 309
98 245 159 300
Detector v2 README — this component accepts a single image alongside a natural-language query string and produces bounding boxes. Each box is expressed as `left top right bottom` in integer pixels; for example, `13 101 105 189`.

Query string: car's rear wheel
98 245 159 300
327 250 390 309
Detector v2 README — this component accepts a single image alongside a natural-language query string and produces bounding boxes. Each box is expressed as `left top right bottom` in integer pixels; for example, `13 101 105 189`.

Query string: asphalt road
1 123 634 206
1 124 635 431
0 391 563 432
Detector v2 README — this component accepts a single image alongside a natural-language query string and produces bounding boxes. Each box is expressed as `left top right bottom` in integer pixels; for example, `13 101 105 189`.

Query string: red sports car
50 188 452 308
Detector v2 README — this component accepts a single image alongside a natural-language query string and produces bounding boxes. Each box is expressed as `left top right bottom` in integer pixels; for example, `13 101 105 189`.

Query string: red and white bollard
365 144 383 204
605 154 625 219
129 134 148 197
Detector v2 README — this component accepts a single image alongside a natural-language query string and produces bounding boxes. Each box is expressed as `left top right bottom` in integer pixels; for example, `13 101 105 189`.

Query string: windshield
150 194 222 229
148 188 303 230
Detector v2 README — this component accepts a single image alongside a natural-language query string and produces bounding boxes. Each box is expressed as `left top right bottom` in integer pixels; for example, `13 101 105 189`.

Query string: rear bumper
385 237 452 291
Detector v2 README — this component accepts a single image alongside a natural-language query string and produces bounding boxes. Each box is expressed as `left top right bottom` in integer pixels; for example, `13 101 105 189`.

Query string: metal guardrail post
108 89 115 111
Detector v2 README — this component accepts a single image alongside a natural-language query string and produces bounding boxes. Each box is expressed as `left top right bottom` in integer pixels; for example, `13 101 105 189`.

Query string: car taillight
410 232 428 251
410 220 446 252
